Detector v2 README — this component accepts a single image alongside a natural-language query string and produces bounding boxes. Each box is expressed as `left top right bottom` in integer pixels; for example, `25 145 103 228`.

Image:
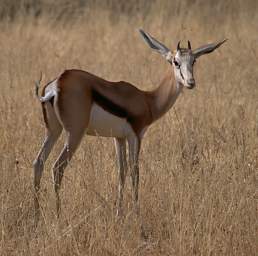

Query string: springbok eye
173 60 180 68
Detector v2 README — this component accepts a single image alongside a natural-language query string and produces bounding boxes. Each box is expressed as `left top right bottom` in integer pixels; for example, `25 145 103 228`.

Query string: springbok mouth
186 84 195 89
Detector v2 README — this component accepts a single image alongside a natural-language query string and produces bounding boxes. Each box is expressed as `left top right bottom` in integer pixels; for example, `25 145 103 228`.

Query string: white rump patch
87 103 134 138
40 80 58 102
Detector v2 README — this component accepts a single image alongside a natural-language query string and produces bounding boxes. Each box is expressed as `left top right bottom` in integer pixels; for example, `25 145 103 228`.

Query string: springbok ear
192 39 227 58
139 29 173 63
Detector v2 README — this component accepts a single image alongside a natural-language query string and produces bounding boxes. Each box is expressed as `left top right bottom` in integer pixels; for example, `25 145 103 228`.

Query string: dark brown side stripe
92 89 128 119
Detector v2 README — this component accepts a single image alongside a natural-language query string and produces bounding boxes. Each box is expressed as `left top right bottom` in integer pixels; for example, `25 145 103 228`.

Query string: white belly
87 103 133 138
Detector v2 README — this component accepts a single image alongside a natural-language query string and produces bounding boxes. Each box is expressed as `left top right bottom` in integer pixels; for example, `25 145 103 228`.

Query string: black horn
188 40 191 50
177 41 181 51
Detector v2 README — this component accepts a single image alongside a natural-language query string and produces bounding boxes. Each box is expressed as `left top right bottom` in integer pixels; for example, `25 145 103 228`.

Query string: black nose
187 78 195 89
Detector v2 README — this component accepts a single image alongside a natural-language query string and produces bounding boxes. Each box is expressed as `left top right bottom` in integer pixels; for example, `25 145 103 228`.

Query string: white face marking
87 103 134 138
173 50 196 89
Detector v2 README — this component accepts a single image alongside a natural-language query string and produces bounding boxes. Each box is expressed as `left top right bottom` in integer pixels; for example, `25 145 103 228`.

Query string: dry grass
0 1 257 255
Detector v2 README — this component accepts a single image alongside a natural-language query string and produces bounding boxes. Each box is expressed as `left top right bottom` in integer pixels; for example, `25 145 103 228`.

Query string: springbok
33 29 226 219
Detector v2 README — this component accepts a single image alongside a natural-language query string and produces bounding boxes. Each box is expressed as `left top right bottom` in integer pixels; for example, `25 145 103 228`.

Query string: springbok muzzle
186 78 195 89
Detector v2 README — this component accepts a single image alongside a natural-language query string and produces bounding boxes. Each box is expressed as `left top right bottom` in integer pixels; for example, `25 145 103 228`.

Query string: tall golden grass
0 1 257 255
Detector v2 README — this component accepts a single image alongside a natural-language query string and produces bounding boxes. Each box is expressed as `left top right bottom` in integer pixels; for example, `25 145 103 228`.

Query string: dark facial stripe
92 89 128 119
179 67 184 81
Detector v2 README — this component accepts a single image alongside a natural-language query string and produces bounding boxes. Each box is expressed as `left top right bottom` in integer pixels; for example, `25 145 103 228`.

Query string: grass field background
0 1 257 255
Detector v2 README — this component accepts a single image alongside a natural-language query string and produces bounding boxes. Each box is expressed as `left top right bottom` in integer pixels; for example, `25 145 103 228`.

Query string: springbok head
139 29 227 89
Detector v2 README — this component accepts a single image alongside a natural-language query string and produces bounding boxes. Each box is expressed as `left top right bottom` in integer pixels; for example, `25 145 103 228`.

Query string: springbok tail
35 73 57 103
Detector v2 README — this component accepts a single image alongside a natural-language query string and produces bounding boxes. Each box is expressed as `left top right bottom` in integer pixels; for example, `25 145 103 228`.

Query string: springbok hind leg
33 102 62 223
52 84 91 218
52 130 85 218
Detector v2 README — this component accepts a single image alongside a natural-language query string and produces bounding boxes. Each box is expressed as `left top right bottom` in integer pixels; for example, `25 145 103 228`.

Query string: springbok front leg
33 102 62 221
128 134 141 215
114 138 127 216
